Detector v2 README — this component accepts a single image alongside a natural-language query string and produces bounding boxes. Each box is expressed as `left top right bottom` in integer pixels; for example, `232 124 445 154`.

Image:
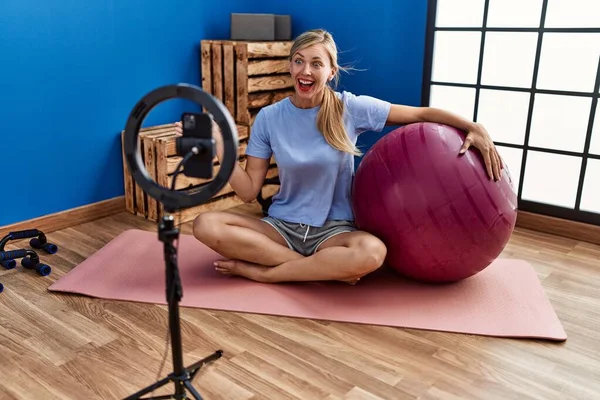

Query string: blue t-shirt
245 91 391 227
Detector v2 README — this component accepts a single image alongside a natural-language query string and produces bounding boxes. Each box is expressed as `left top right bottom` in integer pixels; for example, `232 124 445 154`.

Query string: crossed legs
192 211 387 283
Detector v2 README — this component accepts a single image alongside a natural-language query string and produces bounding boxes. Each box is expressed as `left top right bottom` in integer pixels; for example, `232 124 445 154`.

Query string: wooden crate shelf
121 122 279 226
201 39 295 125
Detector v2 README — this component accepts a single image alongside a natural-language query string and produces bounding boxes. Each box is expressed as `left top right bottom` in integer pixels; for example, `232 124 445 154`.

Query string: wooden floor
1 202 599 400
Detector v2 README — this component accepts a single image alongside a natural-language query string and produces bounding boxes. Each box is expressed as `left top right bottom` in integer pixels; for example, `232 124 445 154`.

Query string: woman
193 29 502 284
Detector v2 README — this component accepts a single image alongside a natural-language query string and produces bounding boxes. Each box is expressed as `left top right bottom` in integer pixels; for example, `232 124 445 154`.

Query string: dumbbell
0 249 51 276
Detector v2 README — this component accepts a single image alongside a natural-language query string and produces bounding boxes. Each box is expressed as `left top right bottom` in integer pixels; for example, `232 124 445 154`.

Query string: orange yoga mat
49 229 566 341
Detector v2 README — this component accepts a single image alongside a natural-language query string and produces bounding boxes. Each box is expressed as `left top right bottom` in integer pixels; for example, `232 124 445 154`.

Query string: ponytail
290 29 361 156
318 86 362 156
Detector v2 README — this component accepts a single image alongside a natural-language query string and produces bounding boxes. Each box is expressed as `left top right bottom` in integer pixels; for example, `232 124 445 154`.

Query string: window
422 0 600 225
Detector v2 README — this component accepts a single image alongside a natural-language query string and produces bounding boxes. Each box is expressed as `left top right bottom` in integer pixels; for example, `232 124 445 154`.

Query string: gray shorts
262 216 357 256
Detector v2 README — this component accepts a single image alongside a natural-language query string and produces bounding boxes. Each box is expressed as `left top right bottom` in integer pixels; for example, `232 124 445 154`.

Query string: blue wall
0 0 427 226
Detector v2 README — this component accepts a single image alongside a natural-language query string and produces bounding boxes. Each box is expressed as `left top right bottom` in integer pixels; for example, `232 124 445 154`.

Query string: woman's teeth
298 79 314 91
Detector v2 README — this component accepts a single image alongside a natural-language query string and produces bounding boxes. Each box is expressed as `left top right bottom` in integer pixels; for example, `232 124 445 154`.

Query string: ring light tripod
122 84 238 400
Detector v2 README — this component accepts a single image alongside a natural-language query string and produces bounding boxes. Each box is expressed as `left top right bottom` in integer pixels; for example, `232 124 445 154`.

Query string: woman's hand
174 118 224 162
459 122 503 181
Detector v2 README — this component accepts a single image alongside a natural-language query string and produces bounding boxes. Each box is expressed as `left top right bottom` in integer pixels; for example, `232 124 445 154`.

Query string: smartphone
178 112 214 179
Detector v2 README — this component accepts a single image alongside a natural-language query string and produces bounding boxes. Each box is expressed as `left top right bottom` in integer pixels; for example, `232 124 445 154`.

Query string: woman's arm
211 121 270 203
175 120 269 203
228 156 270 203
386 105 503 181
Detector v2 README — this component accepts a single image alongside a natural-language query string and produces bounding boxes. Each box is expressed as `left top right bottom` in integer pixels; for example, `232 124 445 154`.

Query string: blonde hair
290 29 361 156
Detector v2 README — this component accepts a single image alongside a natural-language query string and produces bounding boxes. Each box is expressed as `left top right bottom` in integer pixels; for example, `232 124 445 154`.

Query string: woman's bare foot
214 260 272 283
214 259 360 285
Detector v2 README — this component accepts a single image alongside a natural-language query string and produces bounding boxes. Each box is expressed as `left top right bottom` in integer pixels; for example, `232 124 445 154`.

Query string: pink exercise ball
352 122 518 283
